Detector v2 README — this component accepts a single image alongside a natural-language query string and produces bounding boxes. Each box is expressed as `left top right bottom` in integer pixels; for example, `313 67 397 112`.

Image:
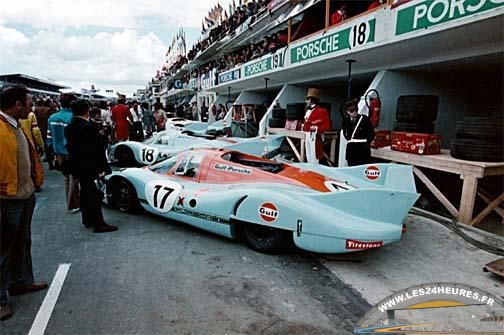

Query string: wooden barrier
371 146 504 226
267 128 339 165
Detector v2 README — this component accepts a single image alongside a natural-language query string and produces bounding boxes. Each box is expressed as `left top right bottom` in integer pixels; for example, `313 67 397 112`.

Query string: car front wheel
110 178 139 213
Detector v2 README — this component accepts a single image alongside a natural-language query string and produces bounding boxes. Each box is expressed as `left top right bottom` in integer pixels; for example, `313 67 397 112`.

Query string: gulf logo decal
258 202 278 223
364 165 381 181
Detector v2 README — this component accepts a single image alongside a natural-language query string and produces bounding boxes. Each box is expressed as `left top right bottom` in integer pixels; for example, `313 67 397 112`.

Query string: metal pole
264 78 269 105
346 59 356 100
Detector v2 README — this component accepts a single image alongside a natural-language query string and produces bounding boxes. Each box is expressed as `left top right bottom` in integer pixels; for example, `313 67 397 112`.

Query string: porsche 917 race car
104 148 419 254
106 129 285 166
166 118 209 133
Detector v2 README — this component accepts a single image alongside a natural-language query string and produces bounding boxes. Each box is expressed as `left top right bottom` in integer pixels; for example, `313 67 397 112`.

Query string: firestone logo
346 239 383 250
258 202 278 222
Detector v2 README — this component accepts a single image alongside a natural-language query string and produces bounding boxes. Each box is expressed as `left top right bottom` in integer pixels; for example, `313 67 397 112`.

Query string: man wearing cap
111 93 133 141
47 93 80 211
303 88 332 162
342 98 375 166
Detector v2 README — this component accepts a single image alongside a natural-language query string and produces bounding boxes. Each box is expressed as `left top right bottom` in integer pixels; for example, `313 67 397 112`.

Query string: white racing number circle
145 180 182 213
140 146 159 164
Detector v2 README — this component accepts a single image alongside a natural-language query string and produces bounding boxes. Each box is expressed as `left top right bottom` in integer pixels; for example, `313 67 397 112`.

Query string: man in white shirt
129 101 144 141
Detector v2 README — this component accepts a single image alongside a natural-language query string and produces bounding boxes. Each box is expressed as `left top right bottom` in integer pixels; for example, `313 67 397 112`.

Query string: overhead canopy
181 94 194 104
273 0 322 28
191 40 224 66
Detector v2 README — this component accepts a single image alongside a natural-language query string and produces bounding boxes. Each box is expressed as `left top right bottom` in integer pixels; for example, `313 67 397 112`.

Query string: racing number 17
153 185 174 209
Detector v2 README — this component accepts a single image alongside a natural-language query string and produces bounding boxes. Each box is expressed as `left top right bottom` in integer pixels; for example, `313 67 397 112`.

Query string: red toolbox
391 132 442 155
285 119 302 131
371 130 391 148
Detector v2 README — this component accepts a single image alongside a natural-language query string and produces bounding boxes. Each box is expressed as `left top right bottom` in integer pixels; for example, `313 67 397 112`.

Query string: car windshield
155 133 173 145
143 130 174 145
174 152 205 177
149 155 178 174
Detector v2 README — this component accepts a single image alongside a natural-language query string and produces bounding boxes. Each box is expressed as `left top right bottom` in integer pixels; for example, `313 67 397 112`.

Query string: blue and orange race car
104 148 419 254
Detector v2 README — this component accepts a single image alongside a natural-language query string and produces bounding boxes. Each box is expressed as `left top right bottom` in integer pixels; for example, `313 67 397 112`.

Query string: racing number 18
350 22 368 48
153 185 174 209
142 148 155 163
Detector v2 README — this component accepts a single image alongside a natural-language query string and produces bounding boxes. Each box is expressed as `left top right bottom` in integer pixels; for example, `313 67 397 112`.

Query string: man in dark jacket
342 98 375 166
65 99 117 233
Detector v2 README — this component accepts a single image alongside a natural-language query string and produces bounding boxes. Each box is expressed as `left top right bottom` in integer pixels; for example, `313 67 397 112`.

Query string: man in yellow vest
0 84 47 321
19 110 45 191
19 110 44 154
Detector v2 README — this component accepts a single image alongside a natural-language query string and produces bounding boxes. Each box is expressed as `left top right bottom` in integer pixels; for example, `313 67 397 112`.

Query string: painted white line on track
28 263 71 335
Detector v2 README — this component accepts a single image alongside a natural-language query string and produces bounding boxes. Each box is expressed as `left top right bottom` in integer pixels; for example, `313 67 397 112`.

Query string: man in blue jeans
0 84 47 321
47 93 80 212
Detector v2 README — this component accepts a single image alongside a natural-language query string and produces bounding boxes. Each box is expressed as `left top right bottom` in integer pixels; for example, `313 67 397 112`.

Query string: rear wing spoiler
294 163 417 194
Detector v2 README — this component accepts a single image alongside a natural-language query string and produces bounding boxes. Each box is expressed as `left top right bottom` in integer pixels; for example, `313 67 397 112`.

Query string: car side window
149 156 178 174
174 153 204 178
175 157 189 175
156 134 171 145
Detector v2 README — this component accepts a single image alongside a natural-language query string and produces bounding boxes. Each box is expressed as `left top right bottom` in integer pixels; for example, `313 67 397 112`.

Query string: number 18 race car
104 148 419 254
106 129 285 167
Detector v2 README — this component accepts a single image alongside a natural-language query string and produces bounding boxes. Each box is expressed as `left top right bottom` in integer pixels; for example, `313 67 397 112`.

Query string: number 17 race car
104 148 419 254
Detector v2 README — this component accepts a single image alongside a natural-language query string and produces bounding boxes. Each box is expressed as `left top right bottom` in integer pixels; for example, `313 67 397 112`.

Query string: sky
0 0 234 97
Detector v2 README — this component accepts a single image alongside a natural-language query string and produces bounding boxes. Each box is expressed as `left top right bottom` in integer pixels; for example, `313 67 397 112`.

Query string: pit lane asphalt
1 166 370 335
3 165 503 334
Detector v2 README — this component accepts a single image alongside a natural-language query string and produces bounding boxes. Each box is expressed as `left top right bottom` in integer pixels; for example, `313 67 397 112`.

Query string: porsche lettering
214 163 252 175
413 0 504 30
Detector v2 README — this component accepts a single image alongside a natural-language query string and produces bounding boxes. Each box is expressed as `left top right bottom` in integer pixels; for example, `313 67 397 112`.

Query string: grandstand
0 73 69 99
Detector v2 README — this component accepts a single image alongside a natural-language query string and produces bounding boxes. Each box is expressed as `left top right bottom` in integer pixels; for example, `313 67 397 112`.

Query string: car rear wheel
240 223 290 253
110 178 139 213
114 145 135 167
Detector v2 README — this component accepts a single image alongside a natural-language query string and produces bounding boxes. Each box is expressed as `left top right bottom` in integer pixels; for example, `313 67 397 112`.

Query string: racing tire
269 117 285 128
396 95 439 122
286 103 306 120
114 145 136 167
240 223 291 253
450 138 503 162
271 108 286 120
455 116 503 140
109 178 140 213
